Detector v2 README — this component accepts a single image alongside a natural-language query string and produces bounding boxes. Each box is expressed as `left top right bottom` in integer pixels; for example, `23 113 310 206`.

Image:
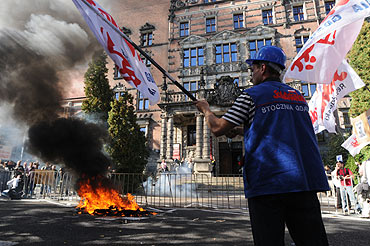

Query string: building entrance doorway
218 141 243 175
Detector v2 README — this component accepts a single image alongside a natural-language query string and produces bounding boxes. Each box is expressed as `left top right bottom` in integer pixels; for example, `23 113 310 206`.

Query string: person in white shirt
357 159 370 217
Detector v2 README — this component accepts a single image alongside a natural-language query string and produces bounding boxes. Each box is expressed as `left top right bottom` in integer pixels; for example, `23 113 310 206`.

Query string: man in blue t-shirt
196 46 329 246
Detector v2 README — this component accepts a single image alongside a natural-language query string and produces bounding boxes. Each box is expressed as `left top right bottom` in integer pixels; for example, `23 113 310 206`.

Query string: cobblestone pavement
0 199 369 245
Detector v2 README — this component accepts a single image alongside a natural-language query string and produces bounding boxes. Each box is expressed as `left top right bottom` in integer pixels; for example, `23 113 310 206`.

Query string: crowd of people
325 159 370 217
158 157 194 174
0 159 66 199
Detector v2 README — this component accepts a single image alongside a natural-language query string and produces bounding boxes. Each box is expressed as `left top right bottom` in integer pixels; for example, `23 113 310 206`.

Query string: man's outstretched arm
196 100 237 137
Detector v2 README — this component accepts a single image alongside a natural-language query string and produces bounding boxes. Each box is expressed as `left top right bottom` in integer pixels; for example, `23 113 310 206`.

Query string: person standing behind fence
356 159 370 217
331 163 345 209
40 162 52 195
336 161 361 214
196 46 329 246
210 156 216 177
160 159 168 173
324 165 333 196
187 158 194 174
25 162 37 198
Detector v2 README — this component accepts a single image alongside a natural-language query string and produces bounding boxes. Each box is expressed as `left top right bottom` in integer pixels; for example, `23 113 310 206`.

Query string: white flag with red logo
284 0 370 84
308 60 365 134
72 0 160 105
342 134 370 156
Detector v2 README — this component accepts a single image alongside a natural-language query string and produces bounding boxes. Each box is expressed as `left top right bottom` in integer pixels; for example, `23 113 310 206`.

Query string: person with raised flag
196 46 329 246
72 0 160 105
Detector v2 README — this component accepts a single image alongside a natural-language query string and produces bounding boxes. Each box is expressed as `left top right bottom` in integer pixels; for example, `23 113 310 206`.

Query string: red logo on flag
351 137 360 147
102 28 142 87
291 31 337 73
86 0 96 6
309 107 319 124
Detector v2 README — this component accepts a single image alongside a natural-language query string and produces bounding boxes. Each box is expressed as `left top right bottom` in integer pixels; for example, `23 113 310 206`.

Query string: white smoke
24 14 89 61
0 103 27 160
142 165 198 198
0 0 114 85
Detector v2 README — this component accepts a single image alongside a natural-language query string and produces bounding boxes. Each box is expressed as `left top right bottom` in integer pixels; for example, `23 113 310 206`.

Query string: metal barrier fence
0 170 364 213
0 170 78 201
110 173 247 209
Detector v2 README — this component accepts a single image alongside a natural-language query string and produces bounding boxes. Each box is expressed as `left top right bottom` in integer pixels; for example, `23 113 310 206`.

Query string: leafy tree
321 133 349 170
82 51 113 121
346 21 370 164
347 21 370 118
107 92 148 173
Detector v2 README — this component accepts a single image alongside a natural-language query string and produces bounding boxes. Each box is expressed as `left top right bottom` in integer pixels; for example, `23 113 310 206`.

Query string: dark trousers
248 191 328 246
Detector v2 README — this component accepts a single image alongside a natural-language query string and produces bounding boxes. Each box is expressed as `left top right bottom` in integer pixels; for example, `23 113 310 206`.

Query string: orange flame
76 177 144 216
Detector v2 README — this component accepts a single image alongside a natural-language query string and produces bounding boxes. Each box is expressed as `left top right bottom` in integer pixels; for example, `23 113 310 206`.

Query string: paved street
0 199 369 245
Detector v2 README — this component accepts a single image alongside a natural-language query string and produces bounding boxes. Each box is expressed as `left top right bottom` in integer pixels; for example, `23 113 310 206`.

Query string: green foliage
345 156 358 183
346 21 370 164
82 51 113 121
322 133 348 170
107 92 148 173
344 146 370 185
348 21 370 118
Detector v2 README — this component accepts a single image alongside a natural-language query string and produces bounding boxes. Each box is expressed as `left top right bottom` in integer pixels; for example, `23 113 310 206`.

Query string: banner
341 133 370 156
308 60 365 134
284 0 370 84
72 0 160 105
172 143 181 160
351 108 370 144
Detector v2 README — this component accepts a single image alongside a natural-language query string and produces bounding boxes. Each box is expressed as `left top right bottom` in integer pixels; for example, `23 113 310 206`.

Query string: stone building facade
64 0 352 175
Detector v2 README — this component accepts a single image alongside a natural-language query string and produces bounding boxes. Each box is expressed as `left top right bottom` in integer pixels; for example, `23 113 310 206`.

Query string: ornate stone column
166 114 174 160
202 117 210 159
195 113 203 160
160 113 167 160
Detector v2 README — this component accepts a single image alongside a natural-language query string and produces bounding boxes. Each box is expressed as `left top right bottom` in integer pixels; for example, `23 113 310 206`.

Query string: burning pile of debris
76 176 154 217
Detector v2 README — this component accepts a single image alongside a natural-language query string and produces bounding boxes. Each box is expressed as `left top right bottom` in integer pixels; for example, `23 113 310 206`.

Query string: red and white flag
341 134 370 157
308 60 365 134
284 0 370 84
72 0 160 105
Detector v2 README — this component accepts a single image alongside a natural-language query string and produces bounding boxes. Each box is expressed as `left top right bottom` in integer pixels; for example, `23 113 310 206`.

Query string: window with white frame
295 35 309 53
233 14 244 29
325 1 335 15
140 127 147 136
141 57 152 67
141 32 153 46
293 5 304 21
215 43 237 64
248 39 272 58
184 81 197 101
114 92 125 100
183 47 204 67
301 82 316 97
180 22 189 37
206 18 216 33
138 91 149 110
262 9 273 25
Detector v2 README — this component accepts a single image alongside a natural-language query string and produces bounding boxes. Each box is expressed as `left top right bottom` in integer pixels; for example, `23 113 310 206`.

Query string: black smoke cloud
0 30 62 125
28 118 110 177
0 0 113 177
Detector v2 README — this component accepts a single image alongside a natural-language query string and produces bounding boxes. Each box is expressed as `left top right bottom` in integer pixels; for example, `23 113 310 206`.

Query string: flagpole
80 0 197 102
